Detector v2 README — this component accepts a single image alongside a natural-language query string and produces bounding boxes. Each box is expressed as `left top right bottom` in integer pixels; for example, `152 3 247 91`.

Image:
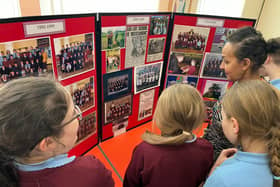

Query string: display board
164 14 255 122
100 13 171 140
0 14 98 156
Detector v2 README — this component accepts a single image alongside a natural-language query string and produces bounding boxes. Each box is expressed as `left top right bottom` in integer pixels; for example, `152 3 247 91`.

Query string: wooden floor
85 121 208 187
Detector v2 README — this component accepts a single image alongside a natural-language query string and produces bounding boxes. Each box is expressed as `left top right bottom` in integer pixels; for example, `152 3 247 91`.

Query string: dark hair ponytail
0 151 18 187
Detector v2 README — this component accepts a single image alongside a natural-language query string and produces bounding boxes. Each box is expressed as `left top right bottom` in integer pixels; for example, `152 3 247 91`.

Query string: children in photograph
262 37 280 90
0 77 114 187
124 84 213 187
203 26 268 160
204 80 280 187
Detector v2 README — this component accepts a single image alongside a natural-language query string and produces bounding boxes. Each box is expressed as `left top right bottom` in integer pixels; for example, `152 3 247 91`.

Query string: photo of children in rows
172 25 209 54
166 75 198 88
135 62 162 94
77 112 96 142
201 53 226 79
54 33 94 80
102 26 126 50
66 77 95 112
0 37 52 83
168 52 203 76
149 15 169 35
106 48 120 73
107 74 129 96
105 94 132 124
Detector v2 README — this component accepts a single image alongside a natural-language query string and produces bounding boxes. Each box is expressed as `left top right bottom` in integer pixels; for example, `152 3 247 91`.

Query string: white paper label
23 20 65 37
127 16 150 25
197 18 224 27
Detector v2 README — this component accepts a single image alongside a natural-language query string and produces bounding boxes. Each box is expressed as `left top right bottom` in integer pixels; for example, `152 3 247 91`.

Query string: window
197 0 245 17
0 0 21 18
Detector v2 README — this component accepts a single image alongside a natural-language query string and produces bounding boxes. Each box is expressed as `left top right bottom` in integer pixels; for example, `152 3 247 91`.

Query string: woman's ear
230 117 239 135
37 137 56 152
241 58 252 71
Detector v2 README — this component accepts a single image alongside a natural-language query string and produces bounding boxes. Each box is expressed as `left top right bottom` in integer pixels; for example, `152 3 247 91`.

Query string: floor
85 121 208 187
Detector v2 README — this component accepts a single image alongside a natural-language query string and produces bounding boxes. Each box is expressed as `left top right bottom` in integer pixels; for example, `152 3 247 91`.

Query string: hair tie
273 175 280 180
182 131 191 136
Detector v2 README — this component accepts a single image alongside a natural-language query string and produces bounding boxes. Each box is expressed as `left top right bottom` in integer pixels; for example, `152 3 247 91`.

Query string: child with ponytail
204 80 280 187
124 84 213 187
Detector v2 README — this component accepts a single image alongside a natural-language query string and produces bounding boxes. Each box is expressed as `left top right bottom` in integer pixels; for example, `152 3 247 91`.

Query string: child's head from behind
221 80 280 183
142 84 205 145
0 77 79 161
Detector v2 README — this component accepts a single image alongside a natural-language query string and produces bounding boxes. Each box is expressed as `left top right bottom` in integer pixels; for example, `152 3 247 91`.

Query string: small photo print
202 80 228 100
166 75 198 88
53 33 94 80
104 94 132 124
211 27 236 53
138 89 155 121
168 52 203 76
135 61 163 94
149 15 169 35
201 53 226 79
66 77 95 112
172 25 210 54
0 37 53 83
112 118 128 137
103 68 132 101
106 48 120 73
101 26 126 50
204 99 217 122
147 37 165 62
77 112 97 142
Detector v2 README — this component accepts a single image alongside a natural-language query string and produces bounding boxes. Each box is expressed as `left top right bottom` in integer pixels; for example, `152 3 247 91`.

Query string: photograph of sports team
0 37 52 83
66 77 95 112
105 94 132 124
77 112 96 142
149 15 169 35
172 25 210 54
201 52 226 79
168 52 203 76
106 48 120 73
54 33 94 80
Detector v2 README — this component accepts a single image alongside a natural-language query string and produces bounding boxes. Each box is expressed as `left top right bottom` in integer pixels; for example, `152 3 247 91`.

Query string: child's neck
241 137 267 153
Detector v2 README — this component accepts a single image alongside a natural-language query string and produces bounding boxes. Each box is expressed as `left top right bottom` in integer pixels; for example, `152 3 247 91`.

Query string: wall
19 0 41 16
241 0 263 19
256 0 280 40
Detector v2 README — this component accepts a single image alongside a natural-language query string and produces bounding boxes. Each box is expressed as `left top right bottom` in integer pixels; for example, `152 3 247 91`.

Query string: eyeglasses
61 105 83 127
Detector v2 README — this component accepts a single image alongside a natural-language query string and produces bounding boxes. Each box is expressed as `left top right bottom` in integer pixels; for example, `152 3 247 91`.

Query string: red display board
164 14 255 122
100 13 171 140
0 14 98 156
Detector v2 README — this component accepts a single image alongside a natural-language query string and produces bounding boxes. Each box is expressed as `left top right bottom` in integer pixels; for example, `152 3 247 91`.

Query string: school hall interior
1 1 280 187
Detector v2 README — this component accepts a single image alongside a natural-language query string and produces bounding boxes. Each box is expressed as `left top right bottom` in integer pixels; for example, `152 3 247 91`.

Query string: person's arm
207 148 237 177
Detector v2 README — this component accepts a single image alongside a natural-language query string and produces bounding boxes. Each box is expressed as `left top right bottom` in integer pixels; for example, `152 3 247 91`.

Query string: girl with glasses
0 77 114 187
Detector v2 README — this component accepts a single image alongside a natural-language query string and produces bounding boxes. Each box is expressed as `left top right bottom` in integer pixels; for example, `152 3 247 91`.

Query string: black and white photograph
135 61 163 94
125 26 148 68
166 75 198 88
147 37 165 62
138 89 155 121
149 15 169 35
168 52 203 76
77 112 97 142
66 77 95 112
211 27 236 53
103 68 133 101
172 25 210 54
106 48 120 73
53 33 94 80
200 52 226 79
112 118 128 137
0 37 53 83
202 80 228 100
104 94 132 124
